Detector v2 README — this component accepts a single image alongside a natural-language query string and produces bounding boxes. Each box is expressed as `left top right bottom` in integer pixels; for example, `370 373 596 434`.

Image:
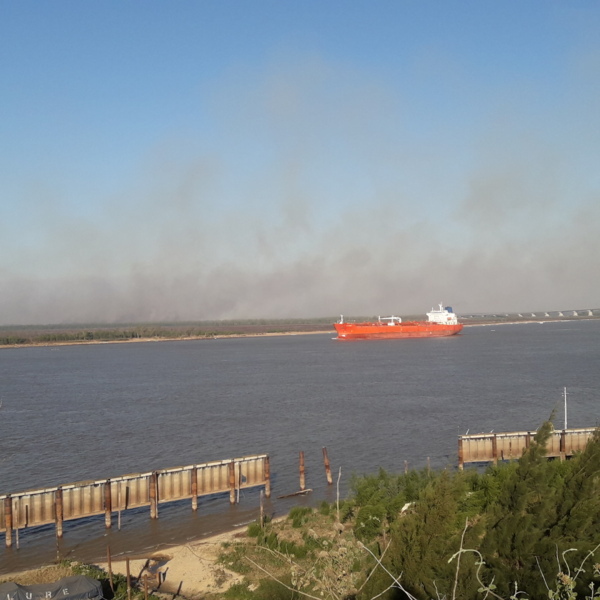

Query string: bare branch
561 548 578 577
358 542 420 600
448 548 505 600
452 518 469 600
535 555 550 591
243 556 323 600
356 539 392 594
336 467 341 523
573 541 600 582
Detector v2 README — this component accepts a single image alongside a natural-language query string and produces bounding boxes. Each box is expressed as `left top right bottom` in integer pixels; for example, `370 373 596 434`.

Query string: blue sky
1 1 599 324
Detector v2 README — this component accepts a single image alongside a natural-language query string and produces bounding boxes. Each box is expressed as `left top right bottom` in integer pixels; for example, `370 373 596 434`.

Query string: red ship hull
334 320 463 340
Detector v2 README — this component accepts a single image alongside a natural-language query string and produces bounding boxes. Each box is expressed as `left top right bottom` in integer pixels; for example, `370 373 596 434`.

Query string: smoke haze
2 48 599 325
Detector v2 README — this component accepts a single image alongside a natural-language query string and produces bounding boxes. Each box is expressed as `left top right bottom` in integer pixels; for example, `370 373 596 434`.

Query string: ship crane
378 316 402 325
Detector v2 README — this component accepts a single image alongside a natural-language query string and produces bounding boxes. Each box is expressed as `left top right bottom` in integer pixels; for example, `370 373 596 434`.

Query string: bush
318 501 331 516
247 521 263 537
288 506 312 528
254 575 300 599
223 582 254 599
354 504 387 542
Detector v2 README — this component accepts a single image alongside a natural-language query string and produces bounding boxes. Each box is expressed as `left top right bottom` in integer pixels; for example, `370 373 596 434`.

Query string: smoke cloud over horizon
2 55 599 326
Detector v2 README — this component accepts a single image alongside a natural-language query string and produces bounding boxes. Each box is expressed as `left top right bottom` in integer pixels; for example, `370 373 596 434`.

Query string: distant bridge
460 308 600 320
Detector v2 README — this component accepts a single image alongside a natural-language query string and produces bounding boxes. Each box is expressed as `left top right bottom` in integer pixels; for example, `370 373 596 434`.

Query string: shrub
247 521 263 537
288 506 312 528
318 500 331 516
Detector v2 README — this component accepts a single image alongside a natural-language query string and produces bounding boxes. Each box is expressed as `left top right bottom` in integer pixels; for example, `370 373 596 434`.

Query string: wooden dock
458 427 595 469
1 454 270 548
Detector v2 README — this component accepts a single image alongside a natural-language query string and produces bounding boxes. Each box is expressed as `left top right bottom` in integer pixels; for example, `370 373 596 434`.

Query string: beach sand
0 527 250 599
93 528 250 599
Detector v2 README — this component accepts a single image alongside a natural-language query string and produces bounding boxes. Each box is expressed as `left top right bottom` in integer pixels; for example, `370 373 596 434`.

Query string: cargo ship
334 304 463 340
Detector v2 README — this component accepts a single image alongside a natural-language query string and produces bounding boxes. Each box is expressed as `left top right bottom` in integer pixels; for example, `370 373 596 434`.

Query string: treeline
0 319 334 346
224 422 600 600
346 421 600 599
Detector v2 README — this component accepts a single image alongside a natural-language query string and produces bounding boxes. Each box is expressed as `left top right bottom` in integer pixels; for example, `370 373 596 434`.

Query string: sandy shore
93 527 251 599
0 527 246 597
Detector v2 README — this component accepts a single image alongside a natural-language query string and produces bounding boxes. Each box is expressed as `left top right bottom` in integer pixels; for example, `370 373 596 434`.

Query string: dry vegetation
0 564 76 585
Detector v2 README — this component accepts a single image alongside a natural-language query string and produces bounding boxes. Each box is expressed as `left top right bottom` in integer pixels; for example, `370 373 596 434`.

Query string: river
1 320 599 572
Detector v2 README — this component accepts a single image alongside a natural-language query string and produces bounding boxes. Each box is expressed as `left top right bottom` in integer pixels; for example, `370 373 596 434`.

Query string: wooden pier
0 454 270 548
458 427 595 469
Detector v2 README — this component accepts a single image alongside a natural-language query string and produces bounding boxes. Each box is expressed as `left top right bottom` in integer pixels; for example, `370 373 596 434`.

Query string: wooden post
14 499 19 549
525 432 531 449
117 481 122 530
55 487 64 539
491 434 498 465
404 460 408 474
228 462 236 504
104 480 112 529
264 456 271 498
458 437 464 470
299 451 306 491
322 447 333 485
260 490 264 529
107 545 114 591
144 575 149 600
126 557 132 600
4 496 12 548
149 472 158 519
191 467 198 511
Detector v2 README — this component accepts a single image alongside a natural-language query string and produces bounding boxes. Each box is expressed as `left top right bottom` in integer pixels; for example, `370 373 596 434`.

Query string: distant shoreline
0 329 335 349
1 317 597 349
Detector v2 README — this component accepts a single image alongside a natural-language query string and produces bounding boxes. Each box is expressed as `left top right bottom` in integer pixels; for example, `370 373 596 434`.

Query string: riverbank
94 525 255 599
0 517 300 599
0 329 334 349
0 524 253 597
4 318 595 349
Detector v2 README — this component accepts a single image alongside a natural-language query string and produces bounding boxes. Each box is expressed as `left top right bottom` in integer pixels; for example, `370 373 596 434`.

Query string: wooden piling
149 472 158 519
14 500 20 549
264 456 271 498
55 487 64 539
0 454 269 540
322 447 333 485
126 557 132 600
117 481 122 530
104 480 112 529
228 461 236 504
107 545 114 591
4 496 12 548
299 451 306 491
404 460 408 474
260 490 264 529
189 466 198 511
459 428 595 468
